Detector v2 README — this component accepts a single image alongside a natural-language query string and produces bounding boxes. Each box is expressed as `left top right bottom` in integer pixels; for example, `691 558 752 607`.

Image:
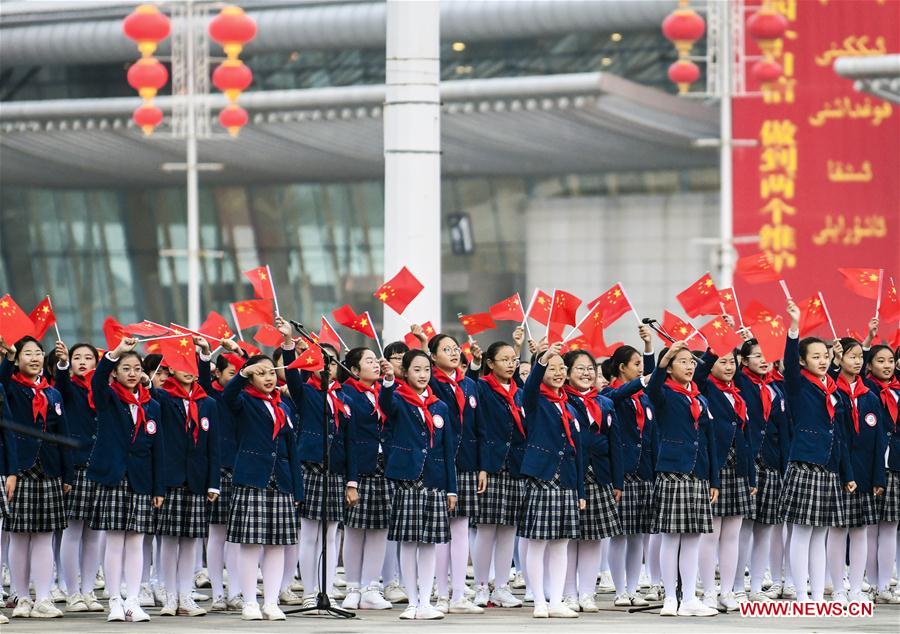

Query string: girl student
53 340 104 614
223 349 304 622
378 349 457 620
864 341 900 603
0 336 72 619
517 340 586 619
471 339 527 609
600 326 658 607
0 383 17 625
780 299 855 603
692 336 759 612
152 336 221 618
646 340 719 618
86 336 164 623
561 349 624 613
279 319 354 610
827 337 886 604
339 346 394 610
427 333 484 615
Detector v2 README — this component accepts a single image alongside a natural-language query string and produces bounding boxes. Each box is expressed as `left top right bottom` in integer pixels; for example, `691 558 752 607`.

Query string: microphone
641 317 657 325
289 319 309 337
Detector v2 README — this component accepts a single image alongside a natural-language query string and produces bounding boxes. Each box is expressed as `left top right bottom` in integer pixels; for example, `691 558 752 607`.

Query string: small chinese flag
374 267 424 315
566 336 591 352
421 321 437 339
718 287 740 322
528 290 553 326
676 273 720 317
660 310 696 343
888 327 900 349
237 340 261 356
124 321 171 337
548 290 581 331
587 283 632 327
838 268 882 300
460 341 474 362
404 331 422 350
798 295 828 337
878 277 900 323
592 332 623 359
846 327 865 342
287 346 325 372
159 335 199 376
318 317 342 350
102 316 127 350
576 303 605 348
199 311 234 346
28 297 57 340
254 323 285 348
698 317 743 356
744 301 786 362
459 312 496 336
0 295 36 344
144 340 162 355
489 294 525 322
231 299 274 330
243 266 275 300
735 252 781 284
332 305 376 339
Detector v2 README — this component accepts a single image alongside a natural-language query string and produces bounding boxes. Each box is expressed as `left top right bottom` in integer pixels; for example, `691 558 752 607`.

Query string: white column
718 11 734 288
383 0 441 343
185 3 201 328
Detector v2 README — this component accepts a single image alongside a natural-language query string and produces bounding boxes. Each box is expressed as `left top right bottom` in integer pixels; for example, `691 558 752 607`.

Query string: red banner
732 0 899 337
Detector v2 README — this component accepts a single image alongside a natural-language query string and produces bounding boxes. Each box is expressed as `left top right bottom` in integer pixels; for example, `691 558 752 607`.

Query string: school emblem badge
865 413 877 427
646 409 653 421
433 415 445 429
55 402 62 416
200 417 210 431
146 420 157 435
469 395 477 409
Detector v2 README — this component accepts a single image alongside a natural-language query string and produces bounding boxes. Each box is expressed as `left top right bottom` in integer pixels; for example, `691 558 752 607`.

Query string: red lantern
662 6 706 58
208 6 257 59
133 103 163 136
747 5 789 58
123 4 171 57
127 57 169 100
751 59 783 87
219 104 249 137
212 60 253 103
668 59 700 94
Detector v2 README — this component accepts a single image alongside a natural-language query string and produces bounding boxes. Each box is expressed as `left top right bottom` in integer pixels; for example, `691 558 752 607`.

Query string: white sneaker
524 590 534 602
597 571 615 593
262 603 286 620
464 584 475 600
190 590 209 602
0 613 8 624
290 579 304 592
638 567 651 589
512 571 526 589
734 590 748 603
211 595 227 611
748 591 772 602
764 582 783 599
153 583 167 607
124 598 150 622
30 598 64 618
415 604 445 619
449 597 484 614
65 593 89 612
861 580 871 592
278 588 303 605
677 598 718 617
226 595 244 610
579 594 599 613
435 596 449 613
241 601 263 620
384 580 408 603
359 585 392 609
491 585 522 608
644 584 662 601
137 583 154 607
614 593 632 607
875 590 900 604
107 597 125 622
630 591 649 606
702 592 718 609
548 602 579 618
831 591 849 605
563 594 579 611
848 590 871 603
341 586 361 609
718 592 739 611
532 603 549 618
333 574 347 588
399 605 417 619
94 569 105 590
473 583 490 607
194 570 211 589
660 597 678 616
50 585 67 603
159 592 178 616
177 593 207 616
762 570 774 590
781 584 797 599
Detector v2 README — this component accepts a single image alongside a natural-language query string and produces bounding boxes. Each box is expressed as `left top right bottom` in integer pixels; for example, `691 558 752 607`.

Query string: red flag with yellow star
158 335 199 376
124 321 171 337
287 345 325 372
489 293 525 322
254 323 286 348
231 299 274 330
660 310 697 343
0 295 36 344
735 252 781 284
527 290 553 326
421 321 437 340
587 283 632 327
317 317 343 350
460 341 474 363
698 317 743 356
744 301 786 362
404 332 422 350
459 312 496 336
838 268 882 300
244 266 276 300
798 295 828 337
676 273 720 317
199 311 234 346
102 316 126 350
28 297 57 340
374 266 424 315
718 287 740 322
878 276 900 323
332 304 376 339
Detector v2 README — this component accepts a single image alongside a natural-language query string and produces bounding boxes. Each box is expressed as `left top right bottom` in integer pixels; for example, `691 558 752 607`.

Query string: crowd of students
0 301 898 622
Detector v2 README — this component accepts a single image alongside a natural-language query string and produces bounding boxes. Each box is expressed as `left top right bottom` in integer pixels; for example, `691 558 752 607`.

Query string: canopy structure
834 54 900 104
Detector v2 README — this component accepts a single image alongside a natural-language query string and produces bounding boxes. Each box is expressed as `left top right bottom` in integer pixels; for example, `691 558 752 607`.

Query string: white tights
343 527 389 589
381 539 400 584
59 519 102 597
647 532 662 585
239 543 283 606
207 524 239 599
699 516 743 595
159 536 199 596
525 538 568 608
750 522 775 593
563 539 601 598
868 521 899 592
298 518 338 596
9 532 53 601
609 533 644 594
435 517 469 601
734 519 753 592
473 524 516 587
103 531 144 601
789 524 827 601
826 526 867 595
280 543 298 592
660 533 701 601
399 542 436 607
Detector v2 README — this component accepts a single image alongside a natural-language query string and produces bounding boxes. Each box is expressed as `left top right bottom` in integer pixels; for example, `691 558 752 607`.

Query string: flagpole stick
266 265 281 317
46 296 62 341
731 287 746 329
545 289 558 341
515 292 534 340
229 306 245 341
778 279 792 300
137 333 188 343
521 289 539 334
365 311 384 357
323 316 351 352
875 268 884 318
148 364 161 385
618 284 642 325
818 291 838 340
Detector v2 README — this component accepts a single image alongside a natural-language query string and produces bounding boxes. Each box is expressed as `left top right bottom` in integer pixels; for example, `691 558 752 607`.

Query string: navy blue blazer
86 356 165 496
342 382 388 482
223 373 304 502
0 385 17 477
430 372 479 473
151 384 221 494
783 335 853 482
54 365 97 467
198 362 238 470
864 377 900 471
379 381 457 494
567 391 624 490
835 388 887 493
519 362 586 499
474 379 526 476
0 359 73 482
645 364 720 488
734 370 791 473
602 378 657 481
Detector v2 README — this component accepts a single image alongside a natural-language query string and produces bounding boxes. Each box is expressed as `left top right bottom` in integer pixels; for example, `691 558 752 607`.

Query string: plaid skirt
227 483 298 545
299 462 345 522
0 475 9 520
754 462 784 525
517 475 580 541
619 473 654 535
208 468 234 525
713 449 754 519
91 477 155 534
840 490 877 528
156 486 209 538
651 472 713 534
779 462 844 527
388 478 450 544
476 469 525 527
345 458 392 530
448 470 479 519
8 464 67 533
580 473 622 540
65 466 98 521
876 469 900 523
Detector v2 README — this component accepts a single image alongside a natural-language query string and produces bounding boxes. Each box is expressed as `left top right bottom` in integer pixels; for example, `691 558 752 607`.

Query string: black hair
483 340 515 376
384 341 409 359
867 344 894 370
114 349 143 369
798 336 828 360
142 353 163 373
657 347 669 365
563 349 596 375
428 333 458 357
244 353 274 367
272 347 284 364
13 335 43 363
402 349 431 372
739 338 759 360
839 337 863 357
340 346 374 382
43 348 59 378
215 355 233 372
69 342 99 362
606 344 640 381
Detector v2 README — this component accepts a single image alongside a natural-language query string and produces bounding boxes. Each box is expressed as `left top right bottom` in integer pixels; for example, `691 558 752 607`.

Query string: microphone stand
284 320 357 619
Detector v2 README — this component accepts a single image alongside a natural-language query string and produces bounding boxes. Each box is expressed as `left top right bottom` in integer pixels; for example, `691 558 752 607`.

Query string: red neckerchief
433 367 466 420
343 377 384 427
162 377 208 445
710 376 748 429
871 376 900 428
836 375 870 435
481 374 525 437
210 381 225 393
610 378 646 435
539 384 576 449
395 381 439 447
800 369 837 421
244 385 287 439
742 367 774 421
71 370 96 411
767 368 784 382
110 381 151 443
11 373 50 430
564 384 605 432
307 374 344 431
664 378 702 428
